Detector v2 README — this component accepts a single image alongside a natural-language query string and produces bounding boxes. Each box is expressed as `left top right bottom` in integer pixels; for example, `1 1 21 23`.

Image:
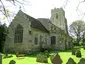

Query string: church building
5 8 72 53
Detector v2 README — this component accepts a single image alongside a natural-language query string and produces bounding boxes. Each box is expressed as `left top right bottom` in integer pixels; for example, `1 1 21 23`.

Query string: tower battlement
50 8 68 33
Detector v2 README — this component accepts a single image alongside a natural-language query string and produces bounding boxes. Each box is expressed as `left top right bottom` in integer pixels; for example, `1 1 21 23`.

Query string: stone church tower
50 8 68 33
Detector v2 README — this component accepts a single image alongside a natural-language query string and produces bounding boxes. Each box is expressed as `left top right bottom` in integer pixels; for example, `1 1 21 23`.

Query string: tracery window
14 24 23 43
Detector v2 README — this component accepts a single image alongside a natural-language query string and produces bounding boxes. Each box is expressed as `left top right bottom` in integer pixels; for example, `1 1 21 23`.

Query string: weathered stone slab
66 57 76 64
52 53 62 64
78 58 85 64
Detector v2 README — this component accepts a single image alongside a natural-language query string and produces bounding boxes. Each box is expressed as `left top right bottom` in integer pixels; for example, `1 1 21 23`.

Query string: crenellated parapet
50 8 68 34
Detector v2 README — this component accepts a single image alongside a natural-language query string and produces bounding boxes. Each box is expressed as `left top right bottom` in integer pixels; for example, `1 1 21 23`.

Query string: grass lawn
2 48 85 64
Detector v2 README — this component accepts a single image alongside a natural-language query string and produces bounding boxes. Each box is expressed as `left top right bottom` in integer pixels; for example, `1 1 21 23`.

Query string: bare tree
0 0 30 22
63 0 85 19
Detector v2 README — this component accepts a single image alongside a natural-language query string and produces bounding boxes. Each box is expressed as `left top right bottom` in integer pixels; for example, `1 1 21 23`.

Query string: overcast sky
1 0 85 26
24 0 85 26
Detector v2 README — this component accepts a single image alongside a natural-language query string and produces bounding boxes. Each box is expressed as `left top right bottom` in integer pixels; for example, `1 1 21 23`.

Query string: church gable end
24 14 49 33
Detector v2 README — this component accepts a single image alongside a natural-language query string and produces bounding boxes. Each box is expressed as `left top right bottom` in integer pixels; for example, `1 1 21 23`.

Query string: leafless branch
76 0 85 20
0 0 7 16
0 0 30 18
61 0 70 9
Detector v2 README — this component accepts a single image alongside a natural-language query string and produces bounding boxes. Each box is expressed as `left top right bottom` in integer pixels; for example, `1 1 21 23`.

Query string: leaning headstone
78 58 85 64
66 57 76 64
0 53 2 64
52 53 62 64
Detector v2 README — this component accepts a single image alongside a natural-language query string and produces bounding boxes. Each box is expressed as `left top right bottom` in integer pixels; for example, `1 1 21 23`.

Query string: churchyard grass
2 48 85 64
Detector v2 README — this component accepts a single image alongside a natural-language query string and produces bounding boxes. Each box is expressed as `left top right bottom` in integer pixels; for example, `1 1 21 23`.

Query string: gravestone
78 58 85 64
0 53 2 64
52 53 62 64
66 57 76 64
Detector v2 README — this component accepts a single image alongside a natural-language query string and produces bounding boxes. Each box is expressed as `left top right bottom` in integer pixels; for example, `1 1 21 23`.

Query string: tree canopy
0 23 7 52
69 20 85 45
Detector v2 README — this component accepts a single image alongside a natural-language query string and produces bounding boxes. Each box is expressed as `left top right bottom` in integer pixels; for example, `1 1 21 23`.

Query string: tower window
56 13 58 19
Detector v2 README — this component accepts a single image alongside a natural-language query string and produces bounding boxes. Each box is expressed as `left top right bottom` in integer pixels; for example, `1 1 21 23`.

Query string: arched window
14 24 23 43
51 36 56 45
35 37 38 45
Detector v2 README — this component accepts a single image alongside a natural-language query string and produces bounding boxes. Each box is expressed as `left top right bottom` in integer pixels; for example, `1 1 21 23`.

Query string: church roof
37 18 51 30
23 12 49 33
37 18 61 31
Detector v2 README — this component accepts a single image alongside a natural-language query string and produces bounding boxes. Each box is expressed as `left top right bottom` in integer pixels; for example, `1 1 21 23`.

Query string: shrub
72 47 80 55
66 57 76 64
83 43 85 50
72 49 76 55
16 52 19 57
79 42 83 46
4 54 13 58
36 53 48 63
78 58 85 64
50 53 55 63
9 60 16 64
83 47 85 50
44 50 49 57
76 50 81 58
